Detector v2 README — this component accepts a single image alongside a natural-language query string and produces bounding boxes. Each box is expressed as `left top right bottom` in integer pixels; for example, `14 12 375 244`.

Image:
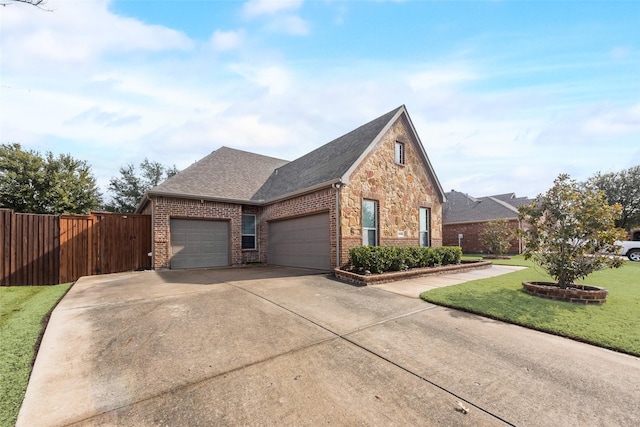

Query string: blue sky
1 0 639 200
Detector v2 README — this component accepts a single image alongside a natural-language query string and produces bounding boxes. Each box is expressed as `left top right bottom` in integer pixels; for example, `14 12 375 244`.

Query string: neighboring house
443 190 531 254
137 105 446 271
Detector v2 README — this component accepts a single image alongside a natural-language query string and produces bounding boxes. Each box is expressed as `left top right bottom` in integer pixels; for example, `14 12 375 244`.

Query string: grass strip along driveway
420 255 640 357
0 284 72 427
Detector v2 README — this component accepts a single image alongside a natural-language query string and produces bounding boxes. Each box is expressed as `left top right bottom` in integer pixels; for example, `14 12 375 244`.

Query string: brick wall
261 188 336 266
443 219 522 254
150 196 242 268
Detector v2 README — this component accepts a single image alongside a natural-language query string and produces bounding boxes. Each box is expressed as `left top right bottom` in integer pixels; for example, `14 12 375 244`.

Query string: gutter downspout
333 180 345 268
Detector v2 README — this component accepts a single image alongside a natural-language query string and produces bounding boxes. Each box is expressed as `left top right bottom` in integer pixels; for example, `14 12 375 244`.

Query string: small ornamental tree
479 219 513 256
518 174 627 288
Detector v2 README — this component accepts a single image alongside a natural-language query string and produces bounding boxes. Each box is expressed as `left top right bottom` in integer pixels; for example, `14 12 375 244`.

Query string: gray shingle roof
142 105 445 207
443 190 531 224
148 146 289 201
252 106 403 201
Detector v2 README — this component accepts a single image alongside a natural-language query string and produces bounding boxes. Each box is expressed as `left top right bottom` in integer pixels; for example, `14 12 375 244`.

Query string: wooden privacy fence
1 209 151 286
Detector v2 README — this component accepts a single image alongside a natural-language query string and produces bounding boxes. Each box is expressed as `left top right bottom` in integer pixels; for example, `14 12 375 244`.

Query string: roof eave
146 190 259 206
255 179 341 205
443 217 520 225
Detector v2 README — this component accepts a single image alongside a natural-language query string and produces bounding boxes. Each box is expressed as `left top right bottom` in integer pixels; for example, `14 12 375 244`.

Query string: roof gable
251 106 404 201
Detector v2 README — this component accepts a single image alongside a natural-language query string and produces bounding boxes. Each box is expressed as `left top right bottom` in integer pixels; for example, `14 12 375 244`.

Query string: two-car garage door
268 213 330 271
170 219 229 269
169 213 330 271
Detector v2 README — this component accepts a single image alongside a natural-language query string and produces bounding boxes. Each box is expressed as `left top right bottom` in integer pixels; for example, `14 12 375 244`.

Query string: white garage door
268 213 330 271
170 219 229 269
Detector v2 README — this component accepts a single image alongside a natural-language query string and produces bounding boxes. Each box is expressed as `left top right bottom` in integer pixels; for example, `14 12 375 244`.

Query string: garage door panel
268 213 330 271
170 219 229 269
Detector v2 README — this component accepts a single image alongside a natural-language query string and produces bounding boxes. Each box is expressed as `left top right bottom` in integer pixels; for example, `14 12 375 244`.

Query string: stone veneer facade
146 115 444 270
340 117 443 263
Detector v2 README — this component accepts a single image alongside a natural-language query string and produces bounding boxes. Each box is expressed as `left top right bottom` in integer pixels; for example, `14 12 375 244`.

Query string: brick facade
443 219 522 254
258 188 336 266
150 196 242 269
149 189 337 269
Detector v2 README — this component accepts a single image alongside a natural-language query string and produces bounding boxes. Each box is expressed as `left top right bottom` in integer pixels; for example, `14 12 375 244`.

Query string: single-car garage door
170 219 229 269
268 213 330 270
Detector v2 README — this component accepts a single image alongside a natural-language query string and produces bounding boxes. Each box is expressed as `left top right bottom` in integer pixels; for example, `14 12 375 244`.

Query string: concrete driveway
18 267 640 426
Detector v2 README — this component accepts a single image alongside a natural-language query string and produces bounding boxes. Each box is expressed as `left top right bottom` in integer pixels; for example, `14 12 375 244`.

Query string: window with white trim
241 214 256 250
362 199 378 246
420 207 431 247
395 141 405 165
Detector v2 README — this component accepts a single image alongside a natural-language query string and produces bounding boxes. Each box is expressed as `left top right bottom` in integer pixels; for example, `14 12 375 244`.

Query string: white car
617 240 640 262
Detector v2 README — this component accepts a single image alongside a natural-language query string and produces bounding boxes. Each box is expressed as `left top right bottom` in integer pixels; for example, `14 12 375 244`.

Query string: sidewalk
373 265 526 298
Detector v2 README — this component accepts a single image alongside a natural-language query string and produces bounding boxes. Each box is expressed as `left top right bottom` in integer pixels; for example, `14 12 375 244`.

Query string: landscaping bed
522 281 608 304
335 260 491 286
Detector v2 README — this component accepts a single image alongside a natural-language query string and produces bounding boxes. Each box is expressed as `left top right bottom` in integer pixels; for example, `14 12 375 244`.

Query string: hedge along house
136 105 446 271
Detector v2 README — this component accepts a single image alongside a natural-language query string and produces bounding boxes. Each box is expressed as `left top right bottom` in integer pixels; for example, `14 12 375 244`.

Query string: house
442 190 531 254
137 105 446 271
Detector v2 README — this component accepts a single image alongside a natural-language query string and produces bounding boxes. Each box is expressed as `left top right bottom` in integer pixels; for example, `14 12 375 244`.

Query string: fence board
0 210 151 286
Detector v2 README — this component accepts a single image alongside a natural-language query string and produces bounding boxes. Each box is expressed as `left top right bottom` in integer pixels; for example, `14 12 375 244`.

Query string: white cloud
273 14 310 36
242 0 303 18
409 68 477 91
230 64 293 95
535 102 640 146
210 29 245 51
241 0 309 36
0 0 192 70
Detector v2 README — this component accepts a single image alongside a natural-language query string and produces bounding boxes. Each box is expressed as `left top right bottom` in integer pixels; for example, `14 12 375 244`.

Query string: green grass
462 253 537 267
0 284 72 427
421 257 640 356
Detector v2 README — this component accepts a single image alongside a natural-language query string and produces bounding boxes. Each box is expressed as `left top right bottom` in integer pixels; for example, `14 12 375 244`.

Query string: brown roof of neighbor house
140 105 446 207
443 190 532 224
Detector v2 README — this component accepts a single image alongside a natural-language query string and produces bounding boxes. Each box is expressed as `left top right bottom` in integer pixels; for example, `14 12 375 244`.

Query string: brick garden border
522 281 608 304
334 260 492 286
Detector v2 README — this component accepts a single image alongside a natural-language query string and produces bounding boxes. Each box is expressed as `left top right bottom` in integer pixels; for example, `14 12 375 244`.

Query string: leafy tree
479 219 513 256
518 174 626 288
104 158 178 212
0 143 102 214
585 165 640 231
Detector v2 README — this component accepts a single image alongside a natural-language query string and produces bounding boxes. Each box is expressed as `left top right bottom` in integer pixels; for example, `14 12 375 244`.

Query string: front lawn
420 258 640 356
0 284 72 427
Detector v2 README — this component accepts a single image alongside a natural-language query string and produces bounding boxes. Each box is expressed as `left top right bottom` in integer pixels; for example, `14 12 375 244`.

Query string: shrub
347 246 461 274
519 174 626 288
480 219 513 255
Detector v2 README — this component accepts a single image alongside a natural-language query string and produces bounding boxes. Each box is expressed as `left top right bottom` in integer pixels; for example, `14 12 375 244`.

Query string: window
395 141 405 165
362 199 378 246
241 214 256 250
420 208 431 247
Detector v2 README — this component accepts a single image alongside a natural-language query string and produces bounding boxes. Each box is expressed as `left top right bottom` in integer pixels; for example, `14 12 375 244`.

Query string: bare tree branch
1 0 52 11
